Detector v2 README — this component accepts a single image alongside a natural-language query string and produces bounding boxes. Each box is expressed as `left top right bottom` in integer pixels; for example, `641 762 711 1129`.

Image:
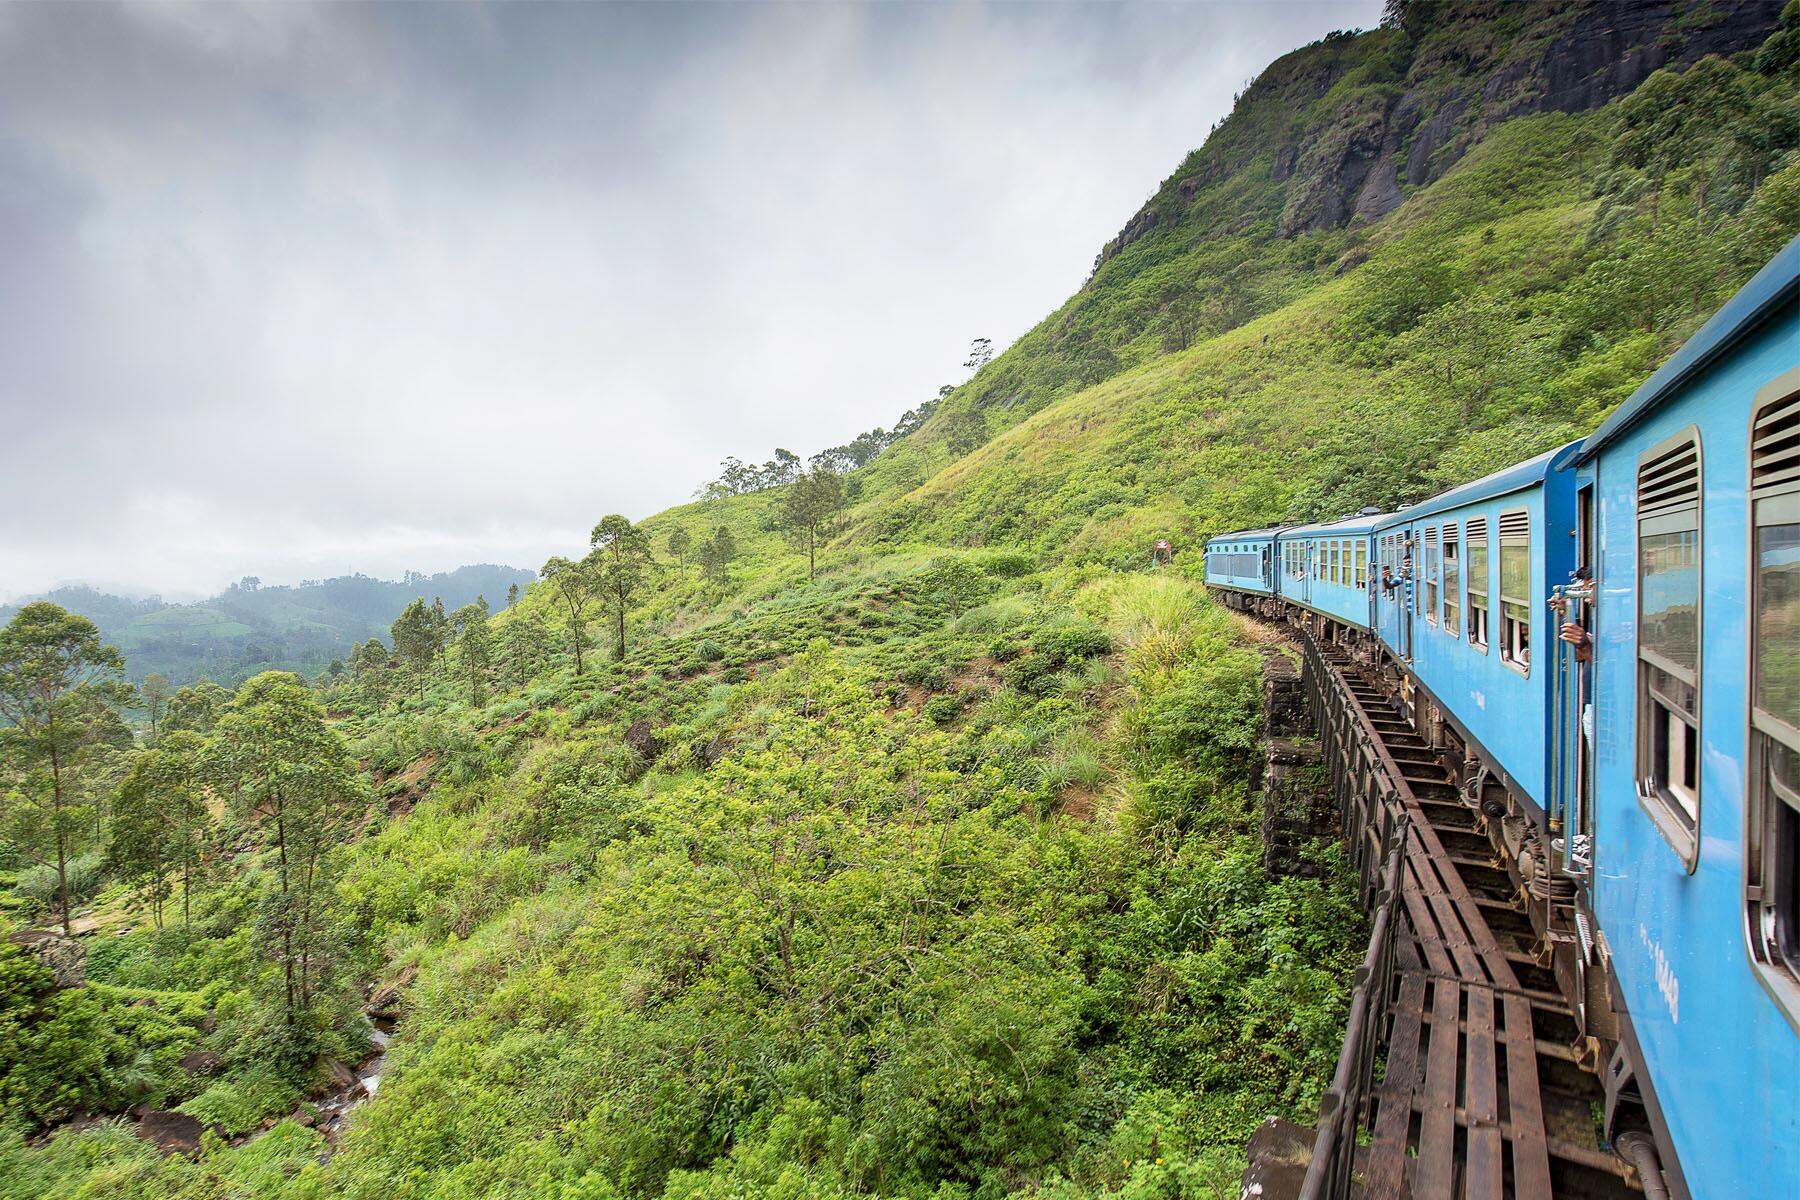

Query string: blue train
1205 234 1800 1198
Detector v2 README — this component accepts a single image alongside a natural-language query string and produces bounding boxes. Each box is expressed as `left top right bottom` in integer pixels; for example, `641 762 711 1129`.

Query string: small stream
314 1017 394 1140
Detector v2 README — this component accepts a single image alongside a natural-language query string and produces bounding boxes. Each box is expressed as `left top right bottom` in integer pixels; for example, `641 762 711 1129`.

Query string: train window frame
1423 526 1440 625
1442 522 1461 638
1355 540 1368 589
1635 426 1703 872
1466 518 1490 653
1497 509 1530 675
1747 371 1800 1028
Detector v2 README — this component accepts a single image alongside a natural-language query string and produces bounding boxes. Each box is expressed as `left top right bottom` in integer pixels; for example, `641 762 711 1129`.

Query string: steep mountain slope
851 0 1798 561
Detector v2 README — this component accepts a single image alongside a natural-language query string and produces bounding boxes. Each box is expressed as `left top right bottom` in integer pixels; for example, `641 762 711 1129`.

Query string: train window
1355 541 1368 588
1423 527 1440 625
1466 518 1489 650
1635 431 1701 864
1749 385 1800 1016
1442 524 1461 637
1332 541 1342 585
1499 510 1530 672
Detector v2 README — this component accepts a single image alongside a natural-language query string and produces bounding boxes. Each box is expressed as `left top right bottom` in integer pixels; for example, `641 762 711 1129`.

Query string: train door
1301 540 1313 606
1551 483 1597 878
1400 529 1415 661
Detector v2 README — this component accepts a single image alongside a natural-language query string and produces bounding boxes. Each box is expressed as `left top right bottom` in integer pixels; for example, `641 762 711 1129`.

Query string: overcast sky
0 1 1379 601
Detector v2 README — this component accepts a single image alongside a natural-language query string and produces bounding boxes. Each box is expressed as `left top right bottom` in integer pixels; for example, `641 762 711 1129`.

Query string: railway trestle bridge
1249 620 1649 1200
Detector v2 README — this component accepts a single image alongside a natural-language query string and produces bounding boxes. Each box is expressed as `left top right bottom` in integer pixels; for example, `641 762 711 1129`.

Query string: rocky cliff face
1098 0 1785 261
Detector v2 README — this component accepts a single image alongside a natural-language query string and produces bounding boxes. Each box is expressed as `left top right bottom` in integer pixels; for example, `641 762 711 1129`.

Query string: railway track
1313 642 1640 1198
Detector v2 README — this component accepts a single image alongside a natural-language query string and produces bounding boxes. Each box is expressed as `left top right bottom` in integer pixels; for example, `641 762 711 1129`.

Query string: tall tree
203 673 362 1043
390 599 442 700
0 604 130 935
541 556 598 674
963 337 994 373
506 582 521 610
590 515 655 661
139 673 170 741
781 467 845 582
502 609 553 689
452 599 493 704
110 731 210 929
698 525 738 592
667 526 693 572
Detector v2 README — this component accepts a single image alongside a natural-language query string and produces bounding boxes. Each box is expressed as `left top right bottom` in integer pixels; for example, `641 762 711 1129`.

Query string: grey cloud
0 0 1380 598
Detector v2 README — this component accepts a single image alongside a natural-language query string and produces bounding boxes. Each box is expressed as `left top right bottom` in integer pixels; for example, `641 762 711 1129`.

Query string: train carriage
1575 235 1800 1197
1274 513 1381 634
1371 442 1581 819
1203 527 1281 596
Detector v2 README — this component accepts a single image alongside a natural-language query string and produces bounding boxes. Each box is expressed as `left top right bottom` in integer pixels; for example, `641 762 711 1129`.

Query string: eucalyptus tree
139 673 170 740
502 609 553 689
590 514 655 661
699 525 738 592
110 731 210 928
391 599 443 700
452 599 493 704
781 467 845 582
541 555 598 674
203 672 364 1041
0 603 131 934
667 526 693 572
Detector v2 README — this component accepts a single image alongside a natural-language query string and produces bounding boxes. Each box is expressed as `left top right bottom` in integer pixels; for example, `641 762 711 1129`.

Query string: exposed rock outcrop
1101 0 1786 258
8 930 85 987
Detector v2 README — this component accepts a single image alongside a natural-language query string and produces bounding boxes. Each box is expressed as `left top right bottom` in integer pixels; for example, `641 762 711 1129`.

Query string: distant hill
0 565 535 687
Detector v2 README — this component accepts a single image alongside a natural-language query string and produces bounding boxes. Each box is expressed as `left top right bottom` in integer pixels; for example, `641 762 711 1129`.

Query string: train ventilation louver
1466 516 1487 544
1638 437 1700 518
1497 511 1529 541
1752 394 1800 495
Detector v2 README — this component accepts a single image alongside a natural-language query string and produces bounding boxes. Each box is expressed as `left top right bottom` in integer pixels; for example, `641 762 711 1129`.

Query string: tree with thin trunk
590 514 655 662
781 467 845 582
203 672 361 1041
110 730 210 929
541 555 598 674
0 603 130 935
667 527 692 572
698 525 738 592
140 673 170 741
391 599 442 701
452 598 492 704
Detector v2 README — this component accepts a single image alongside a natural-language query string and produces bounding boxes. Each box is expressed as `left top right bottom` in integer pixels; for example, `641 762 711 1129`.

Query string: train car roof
1204 526 1286 544
1279 512 1387 537
1373 439 1582 531
1579 232 1800 463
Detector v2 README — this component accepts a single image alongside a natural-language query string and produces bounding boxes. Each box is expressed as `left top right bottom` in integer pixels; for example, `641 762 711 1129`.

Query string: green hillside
4 5 1799 1200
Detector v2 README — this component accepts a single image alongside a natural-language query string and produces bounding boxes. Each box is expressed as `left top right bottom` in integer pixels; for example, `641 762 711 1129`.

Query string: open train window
1466 518 1490 651
1748 380 1800 1024
1442 523 1461 637
1498 510 1529 672
1636 430 1702 868
1423 526 1439 625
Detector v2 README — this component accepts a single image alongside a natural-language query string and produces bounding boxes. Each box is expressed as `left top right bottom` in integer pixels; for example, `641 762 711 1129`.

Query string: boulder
135 1108 225 1156
290 1106 317 1129
366 963 418 1017
8 930 85 987
179 1049 223 1077
320 1059 358 1093
622 718 662 761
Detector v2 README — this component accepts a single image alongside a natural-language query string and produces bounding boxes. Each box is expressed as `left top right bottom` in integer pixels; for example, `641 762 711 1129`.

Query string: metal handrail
1290 626 1413 1200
